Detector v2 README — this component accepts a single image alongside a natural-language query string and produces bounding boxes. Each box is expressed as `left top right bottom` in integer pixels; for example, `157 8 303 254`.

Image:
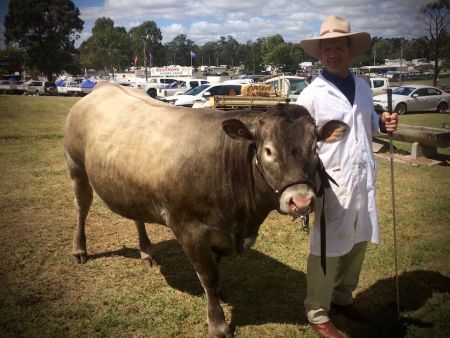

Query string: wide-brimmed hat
300 15 371 59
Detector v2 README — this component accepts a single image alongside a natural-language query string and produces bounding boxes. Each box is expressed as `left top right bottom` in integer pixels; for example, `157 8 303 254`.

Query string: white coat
297 74 382 257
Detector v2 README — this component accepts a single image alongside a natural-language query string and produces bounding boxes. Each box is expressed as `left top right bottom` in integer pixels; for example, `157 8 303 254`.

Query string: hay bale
241 83 274 97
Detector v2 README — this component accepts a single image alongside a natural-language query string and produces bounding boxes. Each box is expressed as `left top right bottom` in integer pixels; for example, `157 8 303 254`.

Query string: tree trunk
433 60 439 87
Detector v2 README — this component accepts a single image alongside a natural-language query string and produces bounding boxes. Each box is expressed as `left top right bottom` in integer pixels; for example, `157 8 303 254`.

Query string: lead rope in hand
295 160 338 275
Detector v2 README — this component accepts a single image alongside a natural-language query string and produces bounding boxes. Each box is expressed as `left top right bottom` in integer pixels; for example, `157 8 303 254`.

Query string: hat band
320 29 349 36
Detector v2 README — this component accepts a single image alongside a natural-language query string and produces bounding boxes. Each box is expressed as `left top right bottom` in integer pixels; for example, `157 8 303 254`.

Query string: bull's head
222 104 349 216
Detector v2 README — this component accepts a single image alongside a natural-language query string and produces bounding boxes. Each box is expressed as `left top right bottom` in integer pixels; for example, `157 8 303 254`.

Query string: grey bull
64 82 348 337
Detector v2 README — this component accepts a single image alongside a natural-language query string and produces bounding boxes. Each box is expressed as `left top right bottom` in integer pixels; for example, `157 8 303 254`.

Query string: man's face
319 37 351 77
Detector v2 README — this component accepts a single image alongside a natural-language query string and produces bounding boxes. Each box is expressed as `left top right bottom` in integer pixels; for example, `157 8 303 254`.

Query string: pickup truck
26 80 58 96
0 80 27 95
157 78 209 100
263 75 309 101
366 77 390 96
139 78 177 98
57 81 94 96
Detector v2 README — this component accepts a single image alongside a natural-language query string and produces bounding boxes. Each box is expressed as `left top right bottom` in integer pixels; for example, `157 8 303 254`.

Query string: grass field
0 95 449 338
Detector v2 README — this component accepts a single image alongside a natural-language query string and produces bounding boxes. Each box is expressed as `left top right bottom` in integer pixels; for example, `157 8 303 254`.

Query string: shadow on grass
90 245 450 336
335 270 450 338
90 239 308 328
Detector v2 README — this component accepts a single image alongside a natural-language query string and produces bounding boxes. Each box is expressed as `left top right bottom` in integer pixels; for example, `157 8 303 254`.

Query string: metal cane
387 89 400 320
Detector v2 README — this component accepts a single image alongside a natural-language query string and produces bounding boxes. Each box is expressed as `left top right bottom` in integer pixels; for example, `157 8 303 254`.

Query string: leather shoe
331 302 367 322
311 320 344 338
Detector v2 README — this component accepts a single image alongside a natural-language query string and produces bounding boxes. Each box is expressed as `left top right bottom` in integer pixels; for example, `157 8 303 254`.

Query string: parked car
264 75 309 101
26 81 57 96
373 85 450 114
165 83 242 107
158 78 210 99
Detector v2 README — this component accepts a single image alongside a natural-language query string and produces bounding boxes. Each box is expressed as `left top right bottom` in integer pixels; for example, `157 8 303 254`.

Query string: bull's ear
317 120 349 143
222 119 255 141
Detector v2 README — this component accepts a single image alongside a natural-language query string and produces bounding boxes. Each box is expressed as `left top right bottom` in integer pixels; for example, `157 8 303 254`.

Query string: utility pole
142 29 148 81
399 37 403 85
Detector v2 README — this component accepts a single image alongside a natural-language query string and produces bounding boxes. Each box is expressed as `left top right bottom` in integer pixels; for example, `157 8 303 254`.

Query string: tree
78 17 131 74
128 21 163 67
165 34 196 66
0 47 28 77
4 0 83 80
420 0 450 86
199 41 219 66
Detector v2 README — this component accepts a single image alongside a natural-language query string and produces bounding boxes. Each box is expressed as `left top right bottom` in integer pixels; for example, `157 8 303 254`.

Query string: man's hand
381 111 398 133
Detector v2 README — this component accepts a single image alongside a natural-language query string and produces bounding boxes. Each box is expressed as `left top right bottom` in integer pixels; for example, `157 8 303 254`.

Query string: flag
134 55 138 65
190 51 196 59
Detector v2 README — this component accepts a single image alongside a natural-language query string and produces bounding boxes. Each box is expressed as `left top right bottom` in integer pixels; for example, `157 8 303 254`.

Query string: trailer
202 95 289 111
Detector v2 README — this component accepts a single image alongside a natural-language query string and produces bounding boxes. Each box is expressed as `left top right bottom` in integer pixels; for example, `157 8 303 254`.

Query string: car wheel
147 88 157 98
437 102 447 113
395 103 407 115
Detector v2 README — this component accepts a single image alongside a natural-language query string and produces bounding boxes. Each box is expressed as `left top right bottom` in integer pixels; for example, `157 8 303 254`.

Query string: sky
0 0 434 50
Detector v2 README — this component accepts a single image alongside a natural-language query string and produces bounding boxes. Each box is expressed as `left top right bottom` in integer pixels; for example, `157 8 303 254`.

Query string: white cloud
74 0 434 46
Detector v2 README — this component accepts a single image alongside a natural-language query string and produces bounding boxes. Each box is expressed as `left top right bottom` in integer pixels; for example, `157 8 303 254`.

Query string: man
296 15 398 338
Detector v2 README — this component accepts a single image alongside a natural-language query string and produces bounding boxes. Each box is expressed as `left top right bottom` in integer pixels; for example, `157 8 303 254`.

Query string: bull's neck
249 144 278 213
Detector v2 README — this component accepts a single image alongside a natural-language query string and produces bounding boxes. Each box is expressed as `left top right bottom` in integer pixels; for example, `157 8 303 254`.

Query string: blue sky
0 0 433 49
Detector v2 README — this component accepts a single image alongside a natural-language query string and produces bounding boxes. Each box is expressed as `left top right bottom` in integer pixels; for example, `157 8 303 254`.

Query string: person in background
296 15 398 338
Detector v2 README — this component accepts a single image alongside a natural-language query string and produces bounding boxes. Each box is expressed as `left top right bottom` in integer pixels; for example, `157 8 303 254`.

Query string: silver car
373 85 450 114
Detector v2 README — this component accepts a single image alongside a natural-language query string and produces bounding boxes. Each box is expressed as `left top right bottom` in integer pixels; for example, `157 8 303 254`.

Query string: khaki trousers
304 241 368 324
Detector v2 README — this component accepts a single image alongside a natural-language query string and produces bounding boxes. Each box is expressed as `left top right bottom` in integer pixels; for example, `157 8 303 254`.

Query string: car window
427 88 441 95
373 80 384 88
208 86 241 96
415 88 428 96
392 87 414 96
207 86 224 95
186 84 209 95
189 81 199 88
289 79 307 94
161 78 176 84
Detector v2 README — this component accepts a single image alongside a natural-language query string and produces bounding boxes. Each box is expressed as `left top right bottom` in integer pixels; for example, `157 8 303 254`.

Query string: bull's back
65 83 229 222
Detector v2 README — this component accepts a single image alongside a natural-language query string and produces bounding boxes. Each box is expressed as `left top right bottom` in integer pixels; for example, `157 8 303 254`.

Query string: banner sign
150 66 193 77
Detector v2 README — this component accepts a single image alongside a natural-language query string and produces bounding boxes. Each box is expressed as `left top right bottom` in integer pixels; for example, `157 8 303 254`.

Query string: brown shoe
331 302 367 322
311 320 344 338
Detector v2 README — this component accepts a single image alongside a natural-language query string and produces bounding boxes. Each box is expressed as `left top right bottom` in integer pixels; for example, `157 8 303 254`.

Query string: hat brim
300 32 371 59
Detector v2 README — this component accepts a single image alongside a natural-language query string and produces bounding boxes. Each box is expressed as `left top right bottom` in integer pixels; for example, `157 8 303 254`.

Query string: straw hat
300 15 371 59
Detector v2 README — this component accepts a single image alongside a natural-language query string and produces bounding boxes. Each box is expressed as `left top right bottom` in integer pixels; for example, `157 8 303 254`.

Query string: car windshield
392 87 415 96
184 84 209 96
289 78 308 94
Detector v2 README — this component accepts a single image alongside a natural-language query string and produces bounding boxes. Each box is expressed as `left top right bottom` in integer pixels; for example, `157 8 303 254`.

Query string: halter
253 143 338 275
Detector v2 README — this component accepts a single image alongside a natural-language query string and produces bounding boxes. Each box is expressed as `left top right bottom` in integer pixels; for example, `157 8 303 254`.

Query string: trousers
304 241 368 324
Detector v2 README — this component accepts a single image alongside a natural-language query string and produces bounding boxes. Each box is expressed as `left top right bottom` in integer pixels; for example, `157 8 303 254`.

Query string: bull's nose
289 196 312 214
278 184 315 215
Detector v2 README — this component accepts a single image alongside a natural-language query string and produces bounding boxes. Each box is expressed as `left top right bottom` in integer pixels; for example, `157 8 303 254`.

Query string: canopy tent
80 79 96 88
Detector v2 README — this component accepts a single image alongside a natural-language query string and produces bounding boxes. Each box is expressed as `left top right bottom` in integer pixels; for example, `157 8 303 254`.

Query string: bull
64 82 348 337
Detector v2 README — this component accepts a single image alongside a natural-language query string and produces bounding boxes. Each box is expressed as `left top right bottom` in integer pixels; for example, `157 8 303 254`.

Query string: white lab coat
297 74 382 257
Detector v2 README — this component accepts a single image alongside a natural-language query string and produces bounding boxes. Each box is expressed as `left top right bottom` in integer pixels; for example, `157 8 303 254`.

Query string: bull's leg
134 220 157 266
66 154 93 264
176 230 232 338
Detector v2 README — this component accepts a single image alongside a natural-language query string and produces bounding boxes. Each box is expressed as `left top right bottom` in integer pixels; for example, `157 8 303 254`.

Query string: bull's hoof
207 324 233 338
73 252 88 264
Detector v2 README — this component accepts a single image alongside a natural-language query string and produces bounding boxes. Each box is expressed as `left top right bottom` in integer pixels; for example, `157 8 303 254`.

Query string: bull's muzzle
278 183 316 216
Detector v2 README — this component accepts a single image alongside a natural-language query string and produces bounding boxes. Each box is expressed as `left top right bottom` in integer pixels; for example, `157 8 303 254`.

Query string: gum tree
4 0 83 80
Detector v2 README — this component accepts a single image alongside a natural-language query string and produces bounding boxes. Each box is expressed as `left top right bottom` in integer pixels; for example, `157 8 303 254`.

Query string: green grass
0 95 449 338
